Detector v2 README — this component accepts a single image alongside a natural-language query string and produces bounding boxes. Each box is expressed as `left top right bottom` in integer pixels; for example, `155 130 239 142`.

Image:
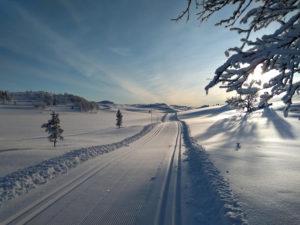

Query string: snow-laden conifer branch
175 0 300 116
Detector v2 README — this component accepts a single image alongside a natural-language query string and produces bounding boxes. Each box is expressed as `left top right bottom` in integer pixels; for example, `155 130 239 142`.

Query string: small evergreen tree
243 92 258 113
42 111 64 147
116 109 123 128
226 92 258 113
0 91 11 104
226 96 244 109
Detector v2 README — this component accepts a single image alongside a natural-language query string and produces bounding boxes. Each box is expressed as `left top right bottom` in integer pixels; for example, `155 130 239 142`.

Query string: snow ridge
181 121 248 225
0 123 156 206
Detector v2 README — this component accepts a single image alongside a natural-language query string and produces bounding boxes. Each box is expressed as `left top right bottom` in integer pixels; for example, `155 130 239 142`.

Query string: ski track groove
79 124 167 225
155 121 182 225
43 151 135 225
140 123 164 145
174 123 182 225
78 166 134 225
2 124 164 225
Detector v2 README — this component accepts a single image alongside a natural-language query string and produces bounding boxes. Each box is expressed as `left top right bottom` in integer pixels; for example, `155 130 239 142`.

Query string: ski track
1 122 183 225
0 117 249 225
2 124 164 225
155 121 182 225
0 123 157 207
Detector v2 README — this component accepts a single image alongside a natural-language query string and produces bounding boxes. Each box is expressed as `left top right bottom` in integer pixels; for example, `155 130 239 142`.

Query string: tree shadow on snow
179 105 230 120
262 108 296 139
194 114 258 145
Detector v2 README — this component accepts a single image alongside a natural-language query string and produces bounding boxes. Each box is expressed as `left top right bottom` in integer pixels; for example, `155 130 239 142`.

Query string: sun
250 66 277 86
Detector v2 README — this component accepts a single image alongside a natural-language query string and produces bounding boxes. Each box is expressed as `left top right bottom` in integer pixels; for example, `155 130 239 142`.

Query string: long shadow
179 105 230 120
0 148 31 154
262 108 295 139
195 114 258 144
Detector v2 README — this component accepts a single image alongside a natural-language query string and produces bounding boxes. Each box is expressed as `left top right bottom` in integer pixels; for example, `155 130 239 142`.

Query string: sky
0 0 241 106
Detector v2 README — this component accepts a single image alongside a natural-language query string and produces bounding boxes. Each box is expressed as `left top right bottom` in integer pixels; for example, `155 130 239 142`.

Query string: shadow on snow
179 105 230 120
262 108 296 139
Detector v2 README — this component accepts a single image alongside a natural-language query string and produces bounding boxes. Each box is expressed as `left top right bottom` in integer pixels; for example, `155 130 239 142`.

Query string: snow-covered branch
175 0 300 116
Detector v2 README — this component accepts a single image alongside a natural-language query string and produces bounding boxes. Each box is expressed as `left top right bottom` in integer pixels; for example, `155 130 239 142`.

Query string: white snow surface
181 121 248 225
179 103 300 225
1 101 299 224
0 105 162 176
0 121 179 225
0 118 248 225
0 121 155 206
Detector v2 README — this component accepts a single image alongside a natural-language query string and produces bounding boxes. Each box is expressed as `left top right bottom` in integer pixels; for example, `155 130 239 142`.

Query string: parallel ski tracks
1 124 164 225
1 121 182 225
155 121 182 225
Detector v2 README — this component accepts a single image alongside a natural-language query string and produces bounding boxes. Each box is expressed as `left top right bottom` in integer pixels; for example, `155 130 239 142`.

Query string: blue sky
0 0 240 106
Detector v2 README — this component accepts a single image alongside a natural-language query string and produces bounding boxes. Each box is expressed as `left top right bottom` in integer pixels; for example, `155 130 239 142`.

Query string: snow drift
181 121 248 225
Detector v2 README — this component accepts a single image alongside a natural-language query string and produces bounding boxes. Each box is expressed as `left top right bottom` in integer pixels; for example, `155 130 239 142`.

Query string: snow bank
181 121 248 225
0 123 156 206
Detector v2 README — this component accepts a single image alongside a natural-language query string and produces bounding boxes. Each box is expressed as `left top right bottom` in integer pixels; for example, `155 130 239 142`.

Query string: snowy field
0 105 163 176
1 101 299 225
179 103 300 225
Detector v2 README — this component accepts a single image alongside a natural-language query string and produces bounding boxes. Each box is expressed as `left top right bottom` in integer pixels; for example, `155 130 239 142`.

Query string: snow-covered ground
179 103 300 225
0 105 163 176
0 119 247 225
0 121 179 224
1 99 299 225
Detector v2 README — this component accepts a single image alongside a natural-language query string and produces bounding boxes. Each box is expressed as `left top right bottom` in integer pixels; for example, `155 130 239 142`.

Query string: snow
179 103 300 225
1 98 299 224
181 121 248 225
0 122 180 225
0 120 156 206
0 117 249 225
0 105 162 176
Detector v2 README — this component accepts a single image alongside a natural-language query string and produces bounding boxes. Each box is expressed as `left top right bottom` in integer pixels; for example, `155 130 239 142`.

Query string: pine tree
0 91 11 104
116 109 123 128
42 111 64 147
226 93 257 113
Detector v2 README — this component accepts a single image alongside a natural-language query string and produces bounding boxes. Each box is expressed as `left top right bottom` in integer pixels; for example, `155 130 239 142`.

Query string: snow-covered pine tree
226 92 258 112
258 92 273 109
238 79 260 112
174 0 300 116
226 96 244 109
42 111 64 147
116 109 123 128
243 91 258 113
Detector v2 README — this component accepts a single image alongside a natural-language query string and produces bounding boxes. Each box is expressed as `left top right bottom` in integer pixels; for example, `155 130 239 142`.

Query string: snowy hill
0 91 99 112
98 100 116 110
98 101 189 113
126 103 176 113
98 100 114 105
170 104 193 111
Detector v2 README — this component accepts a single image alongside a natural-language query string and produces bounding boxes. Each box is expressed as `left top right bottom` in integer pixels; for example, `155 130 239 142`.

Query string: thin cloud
117 79 161 103
109 47 132 57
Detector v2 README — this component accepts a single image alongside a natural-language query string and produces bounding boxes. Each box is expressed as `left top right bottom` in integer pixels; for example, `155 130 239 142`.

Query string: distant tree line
0 91 12 104
0 90 99 112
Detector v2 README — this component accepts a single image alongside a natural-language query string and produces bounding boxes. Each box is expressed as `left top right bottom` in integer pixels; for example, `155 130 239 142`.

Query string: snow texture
179 102 300 225
0 123 156 206
181 121 248 225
